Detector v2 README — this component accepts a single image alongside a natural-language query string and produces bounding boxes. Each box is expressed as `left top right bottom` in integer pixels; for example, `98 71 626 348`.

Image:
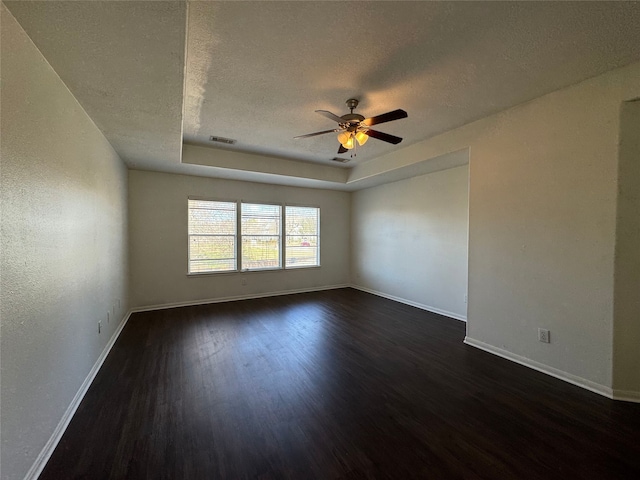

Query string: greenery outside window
188 199 237 273
285 206 320 268
241 203 282 271
188 199 319 274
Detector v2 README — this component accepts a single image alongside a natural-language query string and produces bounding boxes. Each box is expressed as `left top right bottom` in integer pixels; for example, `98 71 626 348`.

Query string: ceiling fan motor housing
341 99 365 129
341 113 365 130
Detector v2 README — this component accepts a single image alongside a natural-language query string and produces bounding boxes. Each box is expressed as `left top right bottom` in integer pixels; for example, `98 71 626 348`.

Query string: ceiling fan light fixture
355 131 369 146
297 99 407 155
337 131 355 149
344 136 355 149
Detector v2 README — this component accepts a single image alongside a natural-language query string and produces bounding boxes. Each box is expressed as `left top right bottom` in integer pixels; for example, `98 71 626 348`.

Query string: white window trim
187 196 239 275
240 201 282 272
285 204 320 269
187 198 321 276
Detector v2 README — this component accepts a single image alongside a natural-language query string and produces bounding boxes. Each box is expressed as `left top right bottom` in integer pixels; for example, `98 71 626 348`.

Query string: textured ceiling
5 0 186 170
184 1 640 166
5 1 640 185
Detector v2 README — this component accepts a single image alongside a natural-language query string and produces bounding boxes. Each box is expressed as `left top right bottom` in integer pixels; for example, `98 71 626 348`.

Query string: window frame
284 204 321 269
240 201 283 272
187 196 238 275
187 198 321 276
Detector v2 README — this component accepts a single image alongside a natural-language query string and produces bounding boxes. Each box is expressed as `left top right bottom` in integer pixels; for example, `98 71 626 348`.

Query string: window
188 199 237 273
187 199 319 274
286 206 319 268
241 203 281 270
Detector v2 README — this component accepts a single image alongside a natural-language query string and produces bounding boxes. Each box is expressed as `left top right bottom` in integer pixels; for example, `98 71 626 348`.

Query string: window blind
188 199 237 273
285 206 319 267
241 203 281 270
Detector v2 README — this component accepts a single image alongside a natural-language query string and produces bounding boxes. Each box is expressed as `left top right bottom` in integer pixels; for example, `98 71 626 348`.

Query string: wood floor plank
40 288 640 479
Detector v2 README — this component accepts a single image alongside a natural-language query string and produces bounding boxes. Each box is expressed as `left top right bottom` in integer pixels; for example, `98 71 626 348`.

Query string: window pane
189 236 235 260
285 206 319 268
241 203 282 270
242 236 280 270
285 246 319 267
285 236 318 247
285 206 318 236
241 203 280 235
188 200 236 235
188 200 237 273
189 258 236 273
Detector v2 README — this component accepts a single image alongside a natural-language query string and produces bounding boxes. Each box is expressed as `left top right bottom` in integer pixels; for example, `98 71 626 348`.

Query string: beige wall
613 100 640 396
0 7 129 480
128 170 351 308
351 165 469 320
2 10 638 480
351 62 640 394
466 75 619 390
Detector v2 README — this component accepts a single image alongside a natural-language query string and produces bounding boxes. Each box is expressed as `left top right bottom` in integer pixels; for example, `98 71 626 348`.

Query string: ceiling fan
295 99 408 155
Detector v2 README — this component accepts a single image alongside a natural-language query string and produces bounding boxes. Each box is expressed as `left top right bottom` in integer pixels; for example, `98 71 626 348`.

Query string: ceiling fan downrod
341 99 365 125
346 98 359 113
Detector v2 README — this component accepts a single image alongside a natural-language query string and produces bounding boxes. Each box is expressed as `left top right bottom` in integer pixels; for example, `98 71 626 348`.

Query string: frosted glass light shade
355 131 369 146
343 135 355 149
337 131 350 145
337 131 355 149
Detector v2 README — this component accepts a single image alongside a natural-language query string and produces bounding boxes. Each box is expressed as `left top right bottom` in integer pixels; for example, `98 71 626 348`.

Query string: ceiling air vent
209 135 236 145
331 157 350 164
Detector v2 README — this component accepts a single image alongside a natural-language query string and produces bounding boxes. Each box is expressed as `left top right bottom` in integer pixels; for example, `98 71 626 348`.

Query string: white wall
613 99 640 397
128 170 351 308
351 165 469 320
350 62 640 394
0 7 129 480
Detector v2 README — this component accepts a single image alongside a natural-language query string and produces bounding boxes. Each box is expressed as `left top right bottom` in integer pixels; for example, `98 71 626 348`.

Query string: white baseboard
612 389 640 403
350 284 467 322
131 284 351 313
24 311 133 480
463 336 621 400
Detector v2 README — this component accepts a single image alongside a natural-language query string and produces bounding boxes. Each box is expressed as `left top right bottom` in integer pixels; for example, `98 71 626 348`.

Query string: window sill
187 270 239 277
187 265 320 277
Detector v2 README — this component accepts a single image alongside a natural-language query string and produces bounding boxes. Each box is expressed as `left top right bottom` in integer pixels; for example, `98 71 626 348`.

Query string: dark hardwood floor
41 288 640 479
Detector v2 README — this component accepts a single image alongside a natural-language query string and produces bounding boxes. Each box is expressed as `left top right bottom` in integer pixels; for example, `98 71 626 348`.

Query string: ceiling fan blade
337 144 348 154
362 109 408 126
315 110 347 124
364 129 403 145
294 129 339 139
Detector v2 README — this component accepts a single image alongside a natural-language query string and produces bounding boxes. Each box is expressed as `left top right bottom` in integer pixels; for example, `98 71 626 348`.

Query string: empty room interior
2 1 640 479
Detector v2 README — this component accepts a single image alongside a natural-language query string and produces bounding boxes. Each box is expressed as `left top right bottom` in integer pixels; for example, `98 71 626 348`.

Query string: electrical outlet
538 328 550 343
98 321 102 334
241 278 247 286
464 294 468 304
